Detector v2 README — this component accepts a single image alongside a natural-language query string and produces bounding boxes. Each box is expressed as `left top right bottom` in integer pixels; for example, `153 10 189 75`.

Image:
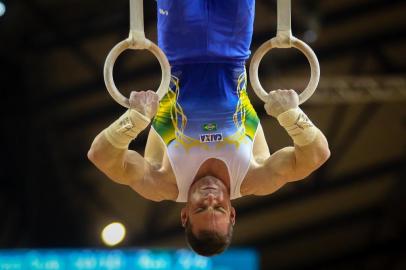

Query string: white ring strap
103 0 171 108
249 0 320 104
277 0 292 45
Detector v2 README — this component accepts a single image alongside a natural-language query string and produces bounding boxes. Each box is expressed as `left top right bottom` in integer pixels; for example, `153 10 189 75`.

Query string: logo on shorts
203 123 217 131
200 133 223 143
159 9 169 16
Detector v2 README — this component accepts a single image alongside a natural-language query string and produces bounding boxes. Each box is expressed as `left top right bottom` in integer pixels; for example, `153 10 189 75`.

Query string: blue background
0 249 258 270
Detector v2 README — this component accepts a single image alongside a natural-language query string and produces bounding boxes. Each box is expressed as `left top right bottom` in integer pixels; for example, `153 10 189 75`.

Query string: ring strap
277 0 292 47
129 0 145 42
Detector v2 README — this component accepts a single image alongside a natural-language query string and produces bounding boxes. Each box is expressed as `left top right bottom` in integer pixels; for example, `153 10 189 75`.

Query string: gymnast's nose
204 193 217 206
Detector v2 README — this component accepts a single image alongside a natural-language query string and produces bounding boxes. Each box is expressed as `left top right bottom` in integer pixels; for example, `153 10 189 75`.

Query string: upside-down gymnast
88 0 330 256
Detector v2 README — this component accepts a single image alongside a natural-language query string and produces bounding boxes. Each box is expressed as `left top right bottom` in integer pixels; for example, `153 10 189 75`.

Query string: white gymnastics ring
103 37 171 108
249 36 320 104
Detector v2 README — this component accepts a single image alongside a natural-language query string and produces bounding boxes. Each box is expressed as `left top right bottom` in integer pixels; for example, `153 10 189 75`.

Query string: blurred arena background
0 0 405 269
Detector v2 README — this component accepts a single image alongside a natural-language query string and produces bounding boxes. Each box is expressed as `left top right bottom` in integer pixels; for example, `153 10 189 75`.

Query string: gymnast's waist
168 62 247 103
170 61 246 74
169 58 246 67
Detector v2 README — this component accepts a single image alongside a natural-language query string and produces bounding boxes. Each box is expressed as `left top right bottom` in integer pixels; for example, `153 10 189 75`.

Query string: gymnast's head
181 175 236 257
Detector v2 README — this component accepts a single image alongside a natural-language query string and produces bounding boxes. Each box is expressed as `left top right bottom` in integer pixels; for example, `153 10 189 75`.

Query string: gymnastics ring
249 0 320 104
103 0 171 108
104 37 171 108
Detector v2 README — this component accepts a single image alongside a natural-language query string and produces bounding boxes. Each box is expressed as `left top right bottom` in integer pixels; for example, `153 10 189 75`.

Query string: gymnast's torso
150 0 263 202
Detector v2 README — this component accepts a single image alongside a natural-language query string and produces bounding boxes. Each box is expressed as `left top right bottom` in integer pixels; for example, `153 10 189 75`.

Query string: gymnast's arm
87 91 170 202
248 90 330 196
88 133 146 184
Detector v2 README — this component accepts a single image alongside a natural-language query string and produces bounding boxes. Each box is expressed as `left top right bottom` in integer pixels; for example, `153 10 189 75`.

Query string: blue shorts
156 0 256 64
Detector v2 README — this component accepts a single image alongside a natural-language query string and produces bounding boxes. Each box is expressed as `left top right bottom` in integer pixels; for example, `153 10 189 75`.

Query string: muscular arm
87 132 146 186
87 91 174 202
246 90 330 196
250 130 330 196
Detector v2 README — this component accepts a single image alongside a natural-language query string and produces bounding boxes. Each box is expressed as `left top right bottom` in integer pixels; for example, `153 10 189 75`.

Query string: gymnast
88 0 330 256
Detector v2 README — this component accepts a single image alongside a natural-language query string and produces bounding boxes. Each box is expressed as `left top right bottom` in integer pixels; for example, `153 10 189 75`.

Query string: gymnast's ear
230 207 236 226
180 207 188 228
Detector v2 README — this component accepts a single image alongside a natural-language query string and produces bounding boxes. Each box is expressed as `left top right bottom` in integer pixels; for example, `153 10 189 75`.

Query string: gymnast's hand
129 90 159 120
264 89 299 118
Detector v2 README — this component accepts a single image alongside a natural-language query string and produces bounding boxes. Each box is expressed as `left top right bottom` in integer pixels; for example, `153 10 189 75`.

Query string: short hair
185 220 233 257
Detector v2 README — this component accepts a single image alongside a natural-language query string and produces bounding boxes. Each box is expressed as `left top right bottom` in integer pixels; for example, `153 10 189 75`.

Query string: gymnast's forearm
88 131 130 183
88 107 151 185
261 122 329 187
292 128 330 177
88 91 158 185
276 107 330 181
264 90 330 181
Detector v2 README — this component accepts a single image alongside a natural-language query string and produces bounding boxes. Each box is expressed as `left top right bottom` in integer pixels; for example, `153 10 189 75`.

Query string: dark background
1 0 405 269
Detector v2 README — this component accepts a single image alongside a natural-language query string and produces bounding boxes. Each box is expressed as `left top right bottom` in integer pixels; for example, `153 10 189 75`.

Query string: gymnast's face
181 176 236 235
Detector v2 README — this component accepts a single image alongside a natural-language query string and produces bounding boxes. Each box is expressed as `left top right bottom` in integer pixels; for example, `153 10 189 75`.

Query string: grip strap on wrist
277 108 318 146
104 109 151 149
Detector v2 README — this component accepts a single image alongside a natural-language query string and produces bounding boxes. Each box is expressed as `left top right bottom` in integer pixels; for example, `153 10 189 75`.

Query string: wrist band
104 109 151 149
277 108 318 146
